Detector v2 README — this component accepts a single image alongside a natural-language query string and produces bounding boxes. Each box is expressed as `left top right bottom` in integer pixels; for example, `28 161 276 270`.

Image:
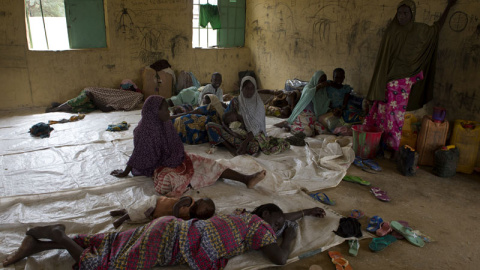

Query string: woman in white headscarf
206 76 290 156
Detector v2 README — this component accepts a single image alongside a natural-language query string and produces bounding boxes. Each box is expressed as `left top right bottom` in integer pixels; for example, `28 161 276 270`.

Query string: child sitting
110 196 215 228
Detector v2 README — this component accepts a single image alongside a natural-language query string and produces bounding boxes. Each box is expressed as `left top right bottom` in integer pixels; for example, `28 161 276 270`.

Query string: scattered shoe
366 216 384 233
343 175 371 186
391 221 425 247
328 251 353 270
368 235 397 252
286 132 306 146
391 220 409 239
362 159 382 171
309 192 335 206
370 187 391 202
348 239 359 257
376 221 392 237
349 209 365 219
353 157 378 174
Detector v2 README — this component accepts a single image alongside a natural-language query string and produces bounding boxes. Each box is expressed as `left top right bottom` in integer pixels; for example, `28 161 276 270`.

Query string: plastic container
450 120 480 174
400 113 418 148
352 125 383 159
416 115 449 166
432 107 446 123
433 147 459 177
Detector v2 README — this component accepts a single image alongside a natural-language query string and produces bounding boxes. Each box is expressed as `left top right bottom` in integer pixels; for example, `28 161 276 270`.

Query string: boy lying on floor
110 196 215 228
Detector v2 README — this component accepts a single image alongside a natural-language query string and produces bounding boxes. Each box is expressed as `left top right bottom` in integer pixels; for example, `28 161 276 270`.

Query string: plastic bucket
352 125 383 159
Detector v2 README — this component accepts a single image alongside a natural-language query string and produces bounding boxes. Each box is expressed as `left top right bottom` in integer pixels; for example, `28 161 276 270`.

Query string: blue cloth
326 82 352 109
172 105 219 144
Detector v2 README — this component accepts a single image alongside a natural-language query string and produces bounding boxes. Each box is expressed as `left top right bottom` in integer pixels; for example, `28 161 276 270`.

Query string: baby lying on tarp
110 196 215 228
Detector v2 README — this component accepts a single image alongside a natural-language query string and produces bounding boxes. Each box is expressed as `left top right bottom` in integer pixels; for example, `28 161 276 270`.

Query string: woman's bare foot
26 224 66 241
246 170 267 188
3 235 42 266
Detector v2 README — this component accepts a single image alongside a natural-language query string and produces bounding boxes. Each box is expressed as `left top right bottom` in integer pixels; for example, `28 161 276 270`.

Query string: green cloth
66 89 96 113
367 0 439 110
199 4 221 29
170 86 200 106
287 71 330 124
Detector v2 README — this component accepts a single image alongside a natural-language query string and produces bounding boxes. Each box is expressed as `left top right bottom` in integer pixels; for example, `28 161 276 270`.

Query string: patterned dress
363 71 424 151
173 105 221 144
153 152 227 197
67 87 143 113
73 212 276 269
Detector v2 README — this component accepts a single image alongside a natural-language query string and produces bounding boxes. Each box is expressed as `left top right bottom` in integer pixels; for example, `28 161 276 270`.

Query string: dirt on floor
267 158 480 270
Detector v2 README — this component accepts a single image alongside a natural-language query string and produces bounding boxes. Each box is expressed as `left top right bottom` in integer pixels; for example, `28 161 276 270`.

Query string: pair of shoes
309 192 335 206
353 157 379 174
343 175 371 186
391 221 425 247
376 221 392 236
349 209 365 219
328 251 353 270
370 187 391 202
366 216 384 233
348 239 359 256
369 235 397 252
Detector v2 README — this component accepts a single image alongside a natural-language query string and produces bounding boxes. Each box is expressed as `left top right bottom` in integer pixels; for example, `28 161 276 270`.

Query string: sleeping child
110 196 215 228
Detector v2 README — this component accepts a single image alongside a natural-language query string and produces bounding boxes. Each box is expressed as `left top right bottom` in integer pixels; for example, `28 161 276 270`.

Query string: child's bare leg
113 214 130 229
220 169 266 188
5 225 84 266
110 209 127 217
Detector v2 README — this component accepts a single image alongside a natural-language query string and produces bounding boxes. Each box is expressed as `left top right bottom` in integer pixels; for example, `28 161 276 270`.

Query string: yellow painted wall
245 0 480 122
0 0 252 110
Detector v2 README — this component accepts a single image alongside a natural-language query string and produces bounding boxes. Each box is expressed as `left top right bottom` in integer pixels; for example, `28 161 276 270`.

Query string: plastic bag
285 78 307 91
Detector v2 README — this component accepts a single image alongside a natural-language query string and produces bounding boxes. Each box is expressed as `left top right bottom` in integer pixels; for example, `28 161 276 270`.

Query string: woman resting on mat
46 81 143 113
206 76 292 156
3 204 325 268
110 95 266 197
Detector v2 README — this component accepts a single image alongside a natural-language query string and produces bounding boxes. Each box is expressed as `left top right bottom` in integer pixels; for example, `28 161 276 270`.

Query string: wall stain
170 34 188 58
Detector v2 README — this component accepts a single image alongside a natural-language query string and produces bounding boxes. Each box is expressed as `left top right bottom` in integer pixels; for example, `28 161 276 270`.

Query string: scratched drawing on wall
449 11 469 32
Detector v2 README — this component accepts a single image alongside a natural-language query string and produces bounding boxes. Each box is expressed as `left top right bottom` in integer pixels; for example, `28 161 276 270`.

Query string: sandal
375 221 392 237
370 187 391 202
368 235 397 252
309 192 335 206
349 209 365 219
366 216 384 233
328 251 353 270
391 220 409 239
348 239 359 257
343 175 371 186
362 159 382 172
391 221 425 247
353 157 378 174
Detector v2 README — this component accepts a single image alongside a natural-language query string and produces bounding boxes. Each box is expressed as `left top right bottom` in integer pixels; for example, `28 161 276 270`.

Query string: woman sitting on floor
110 95 265 197
171 94 226 144
46 80 143 113
3 204 325 268
283 70 331 137
206 76 291 156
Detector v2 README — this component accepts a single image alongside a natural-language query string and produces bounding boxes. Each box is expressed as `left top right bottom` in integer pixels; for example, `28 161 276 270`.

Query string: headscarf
120 79 139 92
206 94 225 118
238 76 266 136
127 96 185 176
287 70 330 124
367 0 439 110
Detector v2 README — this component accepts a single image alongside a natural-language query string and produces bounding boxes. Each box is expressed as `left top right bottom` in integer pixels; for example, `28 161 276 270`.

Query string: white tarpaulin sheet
0 109 359 269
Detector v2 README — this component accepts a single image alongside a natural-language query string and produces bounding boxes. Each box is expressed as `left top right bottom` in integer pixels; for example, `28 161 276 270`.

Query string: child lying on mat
110 196 215 228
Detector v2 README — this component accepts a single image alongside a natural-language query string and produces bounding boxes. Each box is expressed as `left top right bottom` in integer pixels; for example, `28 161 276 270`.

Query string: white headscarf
206 94 225 118
238 76 266 136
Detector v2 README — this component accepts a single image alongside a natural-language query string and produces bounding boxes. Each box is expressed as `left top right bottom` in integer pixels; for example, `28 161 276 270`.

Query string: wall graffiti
449 11 469 32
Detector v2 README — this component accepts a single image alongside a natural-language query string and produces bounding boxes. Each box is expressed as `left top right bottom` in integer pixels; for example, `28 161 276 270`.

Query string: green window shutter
217 0 245 48
65 0 106 49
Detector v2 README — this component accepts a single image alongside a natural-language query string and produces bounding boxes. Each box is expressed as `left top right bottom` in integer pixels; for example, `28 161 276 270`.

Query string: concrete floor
272 158 480 270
